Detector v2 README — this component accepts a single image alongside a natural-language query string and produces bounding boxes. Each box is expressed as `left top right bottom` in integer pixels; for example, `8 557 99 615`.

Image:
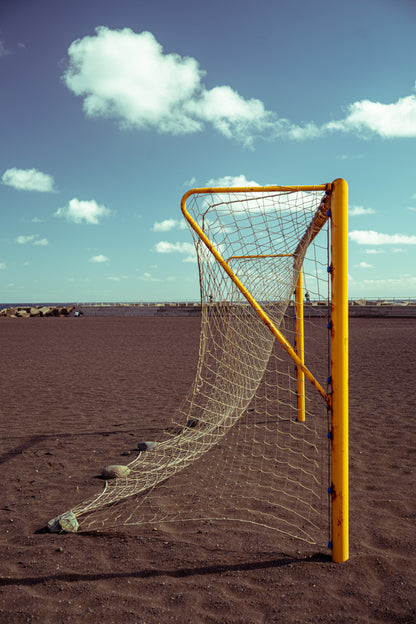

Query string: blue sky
1 0 416 303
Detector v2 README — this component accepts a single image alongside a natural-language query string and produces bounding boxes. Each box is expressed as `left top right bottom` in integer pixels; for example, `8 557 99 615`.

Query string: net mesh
64 187 331 547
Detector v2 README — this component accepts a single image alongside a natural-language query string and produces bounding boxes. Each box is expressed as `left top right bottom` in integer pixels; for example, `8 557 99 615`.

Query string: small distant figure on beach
305 291 310 305
74 309 83 317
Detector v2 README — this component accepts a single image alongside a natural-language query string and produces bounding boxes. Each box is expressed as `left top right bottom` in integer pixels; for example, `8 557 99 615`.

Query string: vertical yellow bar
330 178 349 563
295 268 305 422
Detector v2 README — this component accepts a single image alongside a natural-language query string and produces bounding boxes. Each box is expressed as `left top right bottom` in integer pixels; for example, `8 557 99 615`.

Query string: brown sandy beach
0 316 415 623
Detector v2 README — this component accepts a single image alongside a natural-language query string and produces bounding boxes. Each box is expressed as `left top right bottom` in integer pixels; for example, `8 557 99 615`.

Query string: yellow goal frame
180 178 349 563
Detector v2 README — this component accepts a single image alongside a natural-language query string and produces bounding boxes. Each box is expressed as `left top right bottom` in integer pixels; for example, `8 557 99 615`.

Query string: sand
0 316 415 623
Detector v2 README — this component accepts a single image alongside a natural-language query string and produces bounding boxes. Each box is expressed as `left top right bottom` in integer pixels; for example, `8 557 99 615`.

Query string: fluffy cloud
349 205 376 216
16 234 49 245
349 230 416 245
327 93 416 138
354 261 373 268
2 168 55 192
90 254 110 263
0 262 6 270
63 26 416 144
55 198 111 224
63 27 275 144
152 218 186 232
16 235 36 244
186 86 273 142
205 174 261 187
286 87 416 140
282 88 416 139
154 240 196 262
137 272 161 282
277 89 416 141
154 241 194 254
358 275 416 287
284 122 322 140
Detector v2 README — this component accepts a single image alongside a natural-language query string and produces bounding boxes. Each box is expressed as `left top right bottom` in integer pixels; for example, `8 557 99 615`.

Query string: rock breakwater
0 305 74 318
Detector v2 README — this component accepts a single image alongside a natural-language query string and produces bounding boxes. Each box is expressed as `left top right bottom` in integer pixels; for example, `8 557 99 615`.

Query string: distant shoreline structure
1 299 416 318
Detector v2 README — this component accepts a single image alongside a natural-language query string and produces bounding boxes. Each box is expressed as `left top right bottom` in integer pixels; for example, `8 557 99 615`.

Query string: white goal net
50 186 332 549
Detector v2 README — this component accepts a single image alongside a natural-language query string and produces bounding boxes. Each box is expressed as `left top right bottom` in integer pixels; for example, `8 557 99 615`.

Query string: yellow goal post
180 178 349 563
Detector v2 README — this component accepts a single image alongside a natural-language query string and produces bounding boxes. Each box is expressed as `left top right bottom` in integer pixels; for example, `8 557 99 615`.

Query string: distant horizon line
1 296 416 309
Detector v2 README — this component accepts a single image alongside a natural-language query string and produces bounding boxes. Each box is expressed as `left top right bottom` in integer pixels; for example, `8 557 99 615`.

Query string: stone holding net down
48 188 331 546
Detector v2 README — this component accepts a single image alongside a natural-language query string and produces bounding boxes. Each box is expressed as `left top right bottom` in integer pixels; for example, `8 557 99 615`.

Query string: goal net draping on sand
48 182 349 562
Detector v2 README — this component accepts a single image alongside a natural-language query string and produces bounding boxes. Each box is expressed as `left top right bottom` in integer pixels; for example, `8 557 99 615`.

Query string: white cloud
283 87 416 140
280 88 416 139
205 174 261 187
55 198 111 224
16 234 49 245
349 205 376 216
359 275 416 287
349 230 416 245
408 206 416 212
186 86 275 144
138 272 162 282
325 87 416 138
63 27 275 144
0 262 6 270
354 261 373 268
90 254 109 263
152 218 186 232
154 240 196 262
2 168 55 192
63 27 416 145
154 241 194 254
277 86 416 141
16 235 36 244
365 249 384 255
285 122 322 140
